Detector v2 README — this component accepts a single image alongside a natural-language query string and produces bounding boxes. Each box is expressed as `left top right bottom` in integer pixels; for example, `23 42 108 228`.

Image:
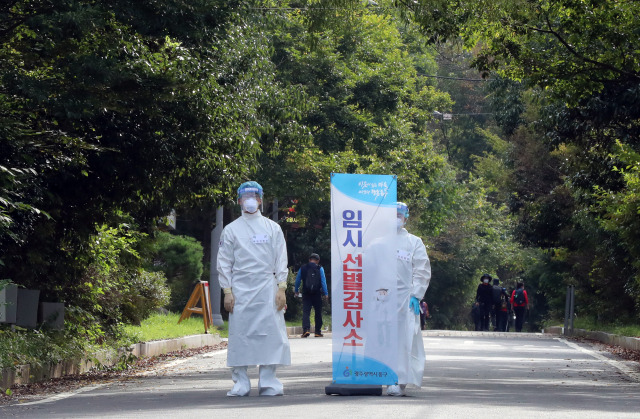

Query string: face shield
376 289 389 301
239 190 262 213
397 214 406 229
396 202 409 230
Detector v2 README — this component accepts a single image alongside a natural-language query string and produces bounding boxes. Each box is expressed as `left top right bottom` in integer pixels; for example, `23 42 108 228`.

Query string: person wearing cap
294 253 329 337
387 201 431 397
217 181 290 396
475 274 494 331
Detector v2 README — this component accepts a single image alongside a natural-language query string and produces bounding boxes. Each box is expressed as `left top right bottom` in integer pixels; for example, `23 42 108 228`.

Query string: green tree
246 3 533 330
252 2 456 285
396 0 640 322
1 0 284 341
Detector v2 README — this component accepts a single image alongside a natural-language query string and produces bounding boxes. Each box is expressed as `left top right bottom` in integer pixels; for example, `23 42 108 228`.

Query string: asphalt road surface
2 331 639 418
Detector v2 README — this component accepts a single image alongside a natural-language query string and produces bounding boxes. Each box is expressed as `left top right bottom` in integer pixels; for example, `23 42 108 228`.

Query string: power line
247 6 387 11
451 112 493 115
434 111 494 119
419 74 488 82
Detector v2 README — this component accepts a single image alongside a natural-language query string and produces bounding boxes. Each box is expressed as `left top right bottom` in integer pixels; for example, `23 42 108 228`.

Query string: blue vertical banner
330 173 398 385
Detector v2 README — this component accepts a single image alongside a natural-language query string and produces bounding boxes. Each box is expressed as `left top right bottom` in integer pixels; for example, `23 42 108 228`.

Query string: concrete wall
572 329 640 351
543 326 640 351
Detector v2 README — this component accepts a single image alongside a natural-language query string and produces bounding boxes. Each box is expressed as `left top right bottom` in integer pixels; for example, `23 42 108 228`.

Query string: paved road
2 331 639 418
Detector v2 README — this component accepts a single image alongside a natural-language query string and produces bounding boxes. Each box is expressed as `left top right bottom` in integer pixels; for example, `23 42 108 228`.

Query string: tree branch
521 15 640 81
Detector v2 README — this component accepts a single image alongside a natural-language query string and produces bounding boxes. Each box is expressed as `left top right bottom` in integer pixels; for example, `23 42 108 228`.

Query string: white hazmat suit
217 209 291 396
393 226 431 392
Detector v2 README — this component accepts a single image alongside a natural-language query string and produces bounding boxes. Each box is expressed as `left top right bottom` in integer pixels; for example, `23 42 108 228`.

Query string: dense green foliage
242 1 532 330
145 231 204 313
1 0 278 348
0 327 93 370
403 0 640 325
63 223 171 340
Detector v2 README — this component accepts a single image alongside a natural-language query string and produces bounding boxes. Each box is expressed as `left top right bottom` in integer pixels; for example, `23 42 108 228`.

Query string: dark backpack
302 263 322 294
492 285 503 304
514 288 525 305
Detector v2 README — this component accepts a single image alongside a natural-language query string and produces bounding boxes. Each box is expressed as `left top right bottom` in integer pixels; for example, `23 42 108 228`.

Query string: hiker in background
295 253 329 337
472 302 482 331
475 274 494 331
491 278 510 332
420 300 430 330
510 282 529 332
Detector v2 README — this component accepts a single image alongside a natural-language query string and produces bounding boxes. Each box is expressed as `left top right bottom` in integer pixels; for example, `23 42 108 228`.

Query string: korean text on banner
330 173 398 385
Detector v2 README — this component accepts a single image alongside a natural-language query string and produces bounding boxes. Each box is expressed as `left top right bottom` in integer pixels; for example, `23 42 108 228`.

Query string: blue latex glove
409 296 420 315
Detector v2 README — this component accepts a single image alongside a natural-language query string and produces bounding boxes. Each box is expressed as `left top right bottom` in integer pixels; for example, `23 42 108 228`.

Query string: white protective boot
258 364 283 396
227 366 251 396
386 384 407 397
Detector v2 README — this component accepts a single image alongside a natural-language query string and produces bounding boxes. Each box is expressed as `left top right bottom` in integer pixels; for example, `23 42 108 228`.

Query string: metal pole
209 206 224 326
563 286 571 336
568 285 575 335
272 198 279 222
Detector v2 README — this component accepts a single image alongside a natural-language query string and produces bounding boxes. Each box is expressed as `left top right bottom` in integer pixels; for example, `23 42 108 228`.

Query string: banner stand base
325 384 383 396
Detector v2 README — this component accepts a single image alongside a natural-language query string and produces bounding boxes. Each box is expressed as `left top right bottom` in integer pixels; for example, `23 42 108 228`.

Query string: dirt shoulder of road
0 342 227 406
569 336 640 364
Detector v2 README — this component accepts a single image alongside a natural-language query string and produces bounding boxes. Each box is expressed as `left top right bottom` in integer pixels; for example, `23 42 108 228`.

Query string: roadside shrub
146 232 204 312
73 223 170 340
67 224 143 341
121 270 171 325
0 327 88 371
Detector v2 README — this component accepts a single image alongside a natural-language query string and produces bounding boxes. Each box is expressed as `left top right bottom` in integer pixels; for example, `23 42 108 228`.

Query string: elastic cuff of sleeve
277 282 287 289
223 287 232 295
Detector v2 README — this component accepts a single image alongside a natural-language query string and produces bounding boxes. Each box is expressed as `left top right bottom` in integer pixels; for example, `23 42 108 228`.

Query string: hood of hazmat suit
217 210 291 367
395 227 431 387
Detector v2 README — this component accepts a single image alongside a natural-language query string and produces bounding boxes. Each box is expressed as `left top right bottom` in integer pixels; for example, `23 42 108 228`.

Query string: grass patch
549 317 640 337
285 314 332 330
571 318 640 337
124 312 332 343
124 312 227 342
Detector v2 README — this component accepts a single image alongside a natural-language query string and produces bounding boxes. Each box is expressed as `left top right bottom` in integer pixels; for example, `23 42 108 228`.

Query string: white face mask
242 198 259 213
483 279 489 284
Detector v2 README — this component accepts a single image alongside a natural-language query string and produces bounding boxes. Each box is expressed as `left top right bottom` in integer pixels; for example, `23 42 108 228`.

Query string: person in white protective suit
387 201 431 397
217 181 291 396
